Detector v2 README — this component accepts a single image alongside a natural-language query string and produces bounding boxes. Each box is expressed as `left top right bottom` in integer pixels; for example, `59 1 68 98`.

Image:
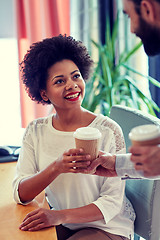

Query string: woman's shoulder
92 114 125 152
28 115 52 128
91 114 122 133
23 115 52 140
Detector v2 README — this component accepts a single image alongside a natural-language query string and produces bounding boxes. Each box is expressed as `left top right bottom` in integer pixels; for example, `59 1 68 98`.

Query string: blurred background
0 0 160 145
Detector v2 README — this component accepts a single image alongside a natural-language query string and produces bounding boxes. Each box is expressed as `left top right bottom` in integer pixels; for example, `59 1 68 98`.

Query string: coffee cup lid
129 124 160 141
73 127 101 140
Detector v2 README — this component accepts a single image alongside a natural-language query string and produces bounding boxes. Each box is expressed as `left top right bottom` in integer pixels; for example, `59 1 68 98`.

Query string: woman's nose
65 80 78 91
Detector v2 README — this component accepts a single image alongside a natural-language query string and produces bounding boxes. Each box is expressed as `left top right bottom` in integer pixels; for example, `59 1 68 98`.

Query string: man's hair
20 34 94 104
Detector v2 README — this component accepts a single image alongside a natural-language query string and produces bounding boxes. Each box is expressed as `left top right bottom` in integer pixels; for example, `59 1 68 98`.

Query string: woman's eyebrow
52 75 64 81
51 70 80 81
71 70 80 74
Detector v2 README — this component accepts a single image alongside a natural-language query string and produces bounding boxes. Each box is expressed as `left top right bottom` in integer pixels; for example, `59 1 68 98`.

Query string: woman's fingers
20 219 43 231
56 148 92 173
62 149 91 168
71 159 91 169
63 148 84 156
19 211 42 231
19 208 54 231
22 209 39 222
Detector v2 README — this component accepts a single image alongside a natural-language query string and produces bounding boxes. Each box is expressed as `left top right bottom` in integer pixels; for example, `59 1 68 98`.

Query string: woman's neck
52 107 96 132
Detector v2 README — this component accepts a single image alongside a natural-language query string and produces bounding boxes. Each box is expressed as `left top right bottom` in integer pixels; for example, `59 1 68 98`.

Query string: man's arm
80 151 118 177
115 153 144 179
82 151 160 179
82 152 143 178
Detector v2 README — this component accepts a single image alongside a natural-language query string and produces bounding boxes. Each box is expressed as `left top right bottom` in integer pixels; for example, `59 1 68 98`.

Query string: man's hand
81 151 117 177
130 145 160 177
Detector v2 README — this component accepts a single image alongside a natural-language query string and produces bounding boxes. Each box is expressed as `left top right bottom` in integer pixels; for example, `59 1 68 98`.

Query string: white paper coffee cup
129 124 160 146
73 127 101 160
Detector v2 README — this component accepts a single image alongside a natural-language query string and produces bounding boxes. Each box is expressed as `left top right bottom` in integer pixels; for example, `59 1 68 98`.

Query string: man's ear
141 0 156 22
40 90 49 102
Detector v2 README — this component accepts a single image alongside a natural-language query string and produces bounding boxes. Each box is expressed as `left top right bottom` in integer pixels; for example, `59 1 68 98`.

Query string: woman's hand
54 148 91 174
19 208 62 231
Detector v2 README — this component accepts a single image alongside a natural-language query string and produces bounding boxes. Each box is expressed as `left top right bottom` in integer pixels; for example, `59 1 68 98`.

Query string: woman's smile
64 91 81 101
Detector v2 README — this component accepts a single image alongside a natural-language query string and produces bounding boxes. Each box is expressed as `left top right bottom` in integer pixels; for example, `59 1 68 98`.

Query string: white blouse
13 114 135 239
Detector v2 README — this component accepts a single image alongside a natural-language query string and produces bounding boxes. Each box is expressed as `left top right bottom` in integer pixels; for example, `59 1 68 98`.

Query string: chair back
110 105 160 240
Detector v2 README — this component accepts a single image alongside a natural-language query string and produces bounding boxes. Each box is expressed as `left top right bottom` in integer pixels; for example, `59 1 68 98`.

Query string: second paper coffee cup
129 124 160 146
73 127 101 160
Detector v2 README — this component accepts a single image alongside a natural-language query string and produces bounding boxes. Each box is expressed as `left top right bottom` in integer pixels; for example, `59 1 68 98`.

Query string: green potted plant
82 16 160 117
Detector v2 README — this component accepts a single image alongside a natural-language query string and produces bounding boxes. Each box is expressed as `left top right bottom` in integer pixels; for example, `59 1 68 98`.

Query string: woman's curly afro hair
20 34 94 104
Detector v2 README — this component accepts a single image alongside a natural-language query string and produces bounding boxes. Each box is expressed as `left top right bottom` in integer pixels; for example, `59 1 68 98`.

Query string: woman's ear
40 90 49 102
141 0 156 23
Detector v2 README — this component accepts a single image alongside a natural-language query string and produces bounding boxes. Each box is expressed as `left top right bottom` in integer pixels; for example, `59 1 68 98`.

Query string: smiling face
122 0 160 55
40 59 85 112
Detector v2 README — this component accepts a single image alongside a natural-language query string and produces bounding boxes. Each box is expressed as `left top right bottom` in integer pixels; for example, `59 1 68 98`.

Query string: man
84 0 160 178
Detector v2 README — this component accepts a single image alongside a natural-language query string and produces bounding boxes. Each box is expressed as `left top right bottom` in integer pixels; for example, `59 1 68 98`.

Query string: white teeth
65 93 79 99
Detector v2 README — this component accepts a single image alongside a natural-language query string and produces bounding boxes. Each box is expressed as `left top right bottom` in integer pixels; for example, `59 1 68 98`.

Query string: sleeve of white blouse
92 177 126 224
12 123 38 204
91 117 126 223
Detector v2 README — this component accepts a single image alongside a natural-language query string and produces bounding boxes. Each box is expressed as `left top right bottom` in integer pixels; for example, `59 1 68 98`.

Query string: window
70 0 99 59
0 38 21 128
0 0 22 146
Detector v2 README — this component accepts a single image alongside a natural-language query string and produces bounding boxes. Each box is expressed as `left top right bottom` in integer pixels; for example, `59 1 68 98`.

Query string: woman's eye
73 74 80 79
55 79 64 84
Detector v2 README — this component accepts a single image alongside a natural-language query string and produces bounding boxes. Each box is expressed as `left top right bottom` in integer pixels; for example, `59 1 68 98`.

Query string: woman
13 35 135 240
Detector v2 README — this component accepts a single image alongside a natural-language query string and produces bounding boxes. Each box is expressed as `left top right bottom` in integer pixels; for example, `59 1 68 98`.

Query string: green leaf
119 41 142 65
122 64 160 88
